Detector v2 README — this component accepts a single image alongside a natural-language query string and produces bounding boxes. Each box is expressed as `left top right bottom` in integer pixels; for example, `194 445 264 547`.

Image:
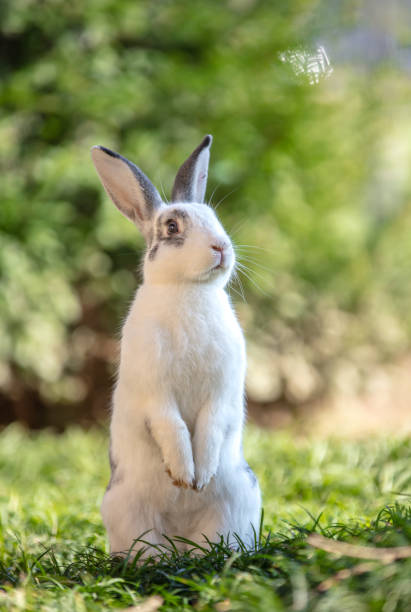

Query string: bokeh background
1 0 411 432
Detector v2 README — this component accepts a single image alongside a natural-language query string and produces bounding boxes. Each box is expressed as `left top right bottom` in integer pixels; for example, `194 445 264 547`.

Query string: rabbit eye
166 220 179 235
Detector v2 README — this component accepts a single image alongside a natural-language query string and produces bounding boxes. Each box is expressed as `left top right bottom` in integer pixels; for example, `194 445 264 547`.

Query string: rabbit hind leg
185 466 262 551
101 484 163 558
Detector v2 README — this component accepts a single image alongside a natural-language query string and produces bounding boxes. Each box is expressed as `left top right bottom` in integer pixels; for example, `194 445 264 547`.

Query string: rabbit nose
211 241 229 253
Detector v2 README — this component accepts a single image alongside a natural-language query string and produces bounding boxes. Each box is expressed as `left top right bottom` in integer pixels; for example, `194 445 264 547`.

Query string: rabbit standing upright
91 135 261 556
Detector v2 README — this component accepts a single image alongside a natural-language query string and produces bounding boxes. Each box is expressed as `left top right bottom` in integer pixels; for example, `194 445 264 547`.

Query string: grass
0 424 410 611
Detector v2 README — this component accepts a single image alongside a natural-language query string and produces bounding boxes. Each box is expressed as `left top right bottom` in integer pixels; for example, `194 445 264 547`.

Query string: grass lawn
0 424 410 611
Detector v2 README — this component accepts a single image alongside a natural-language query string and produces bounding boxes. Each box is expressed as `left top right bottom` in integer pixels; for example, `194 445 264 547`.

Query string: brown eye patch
156 210 189 246
148 210 190 261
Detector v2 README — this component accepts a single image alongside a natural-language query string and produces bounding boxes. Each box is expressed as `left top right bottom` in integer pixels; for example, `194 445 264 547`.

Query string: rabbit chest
169 296 244 428
126 285 245 430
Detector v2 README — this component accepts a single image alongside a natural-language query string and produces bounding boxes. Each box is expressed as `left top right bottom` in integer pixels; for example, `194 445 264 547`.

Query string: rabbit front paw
192 466 215 492
165 465 194 489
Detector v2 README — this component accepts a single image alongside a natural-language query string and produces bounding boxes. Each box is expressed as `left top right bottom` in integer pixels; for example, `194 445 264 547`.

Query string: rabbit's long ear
91 146 162 238
171 135 212 203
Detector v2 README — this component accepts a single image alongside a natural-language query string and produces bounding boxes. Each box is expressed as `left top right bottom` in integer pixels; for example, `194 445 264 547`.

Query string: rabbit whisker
207 184 220 209
228 277 246 302
159 180 169 204
213 187 238 211
235 262 269 296
235 254 274 275
237 265 272 289
230 270 247 303
234 244 277 254
229 219 249 239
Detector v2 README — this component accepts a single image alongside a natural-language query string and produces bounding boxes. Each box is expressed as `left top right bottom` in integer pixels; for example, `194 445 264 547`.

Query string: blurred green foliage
1 0 411 424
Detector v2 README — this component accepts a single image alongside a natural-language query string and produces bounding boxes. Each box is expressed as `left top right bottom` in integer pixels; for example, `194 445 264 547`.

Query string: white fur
93 143 261 557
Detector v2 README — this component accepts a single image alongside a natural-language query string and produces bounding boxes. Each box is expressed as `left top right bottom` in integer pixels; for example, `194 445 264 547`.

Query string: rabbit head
91 135 234 287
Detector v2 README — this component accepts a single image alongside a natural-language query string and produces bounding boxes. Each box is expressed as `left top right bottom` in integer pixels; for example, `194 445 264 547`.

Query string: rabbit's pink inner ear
91 146 161 226
106 185 143 223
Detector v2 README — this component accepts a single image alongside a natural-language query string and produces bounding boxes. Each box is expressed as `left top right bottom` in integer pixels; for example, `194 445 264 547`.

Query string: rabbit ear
91 146 162 238
171 135 212 203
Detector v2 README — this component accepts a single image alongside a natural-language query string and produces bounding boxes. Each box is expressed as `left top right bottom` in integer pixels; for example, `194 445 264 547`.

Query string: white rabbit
91 135 261 557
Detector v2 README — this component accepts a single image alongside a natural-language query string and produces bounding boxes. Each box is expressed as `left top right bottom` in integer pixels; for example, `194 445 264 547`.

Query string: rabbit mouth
197 262 227 282
209 260 230 275
197 252 233 281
